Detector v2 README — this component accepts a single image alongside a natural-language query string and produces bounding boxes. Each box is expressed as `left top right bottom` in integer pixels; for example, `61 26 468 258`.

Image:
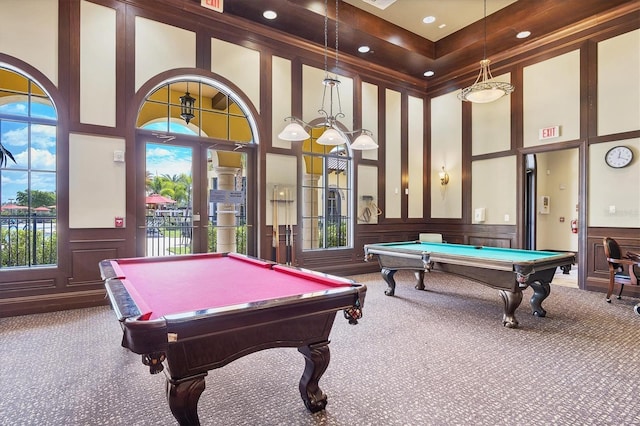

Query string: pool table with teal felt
364 241 574 328
99 252 366 425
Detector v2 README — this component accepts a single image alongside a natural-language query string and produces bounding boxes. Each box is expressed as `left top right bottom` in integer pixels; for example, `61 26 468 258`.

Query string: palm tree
0 142 15 167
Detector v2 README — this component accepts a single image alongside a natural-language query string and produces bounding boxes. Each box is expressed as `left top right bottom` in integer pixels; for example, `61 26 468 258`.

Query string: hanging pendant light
458 0 515 103
278 0 377 150
180 82 196 124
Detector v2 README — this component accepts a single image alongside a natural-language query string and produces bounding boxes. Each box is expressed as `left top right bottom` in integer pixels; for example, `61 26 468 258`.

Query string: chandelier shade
458 1 515 103
278 120 311 141
458 59 514 103
316 127 346 145
350 131 378 150
277 0 377 150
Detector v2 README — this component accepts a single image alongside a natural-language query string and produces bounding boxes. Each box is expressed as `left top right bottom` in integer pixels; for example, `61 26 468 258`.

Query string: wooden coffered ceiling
179 0 638 88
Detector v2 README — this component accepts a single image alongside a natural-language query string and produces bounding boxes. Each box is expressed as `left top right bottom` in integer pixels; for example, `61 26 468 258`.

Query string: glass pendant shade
458 60 514 103
350 132 378 150
317 127 346 145
464 86 507 103
278 122 310 141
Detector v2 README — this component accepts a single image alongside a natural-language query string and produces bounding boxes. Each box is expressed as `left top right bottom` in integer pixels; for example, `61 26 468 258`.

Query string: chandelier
458 0 515 103
278 0 378 150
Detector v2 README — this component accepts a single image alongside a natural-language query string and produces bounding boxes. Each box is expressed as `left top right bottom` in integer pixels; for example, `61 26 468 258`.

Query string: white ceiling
343 0 518 41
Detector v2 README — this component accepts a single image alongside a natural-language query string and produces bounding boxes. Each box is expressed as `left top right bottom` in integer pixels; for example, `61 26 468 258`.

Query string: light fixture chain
483 0 487 60
335 0 339 72
324 0 328 76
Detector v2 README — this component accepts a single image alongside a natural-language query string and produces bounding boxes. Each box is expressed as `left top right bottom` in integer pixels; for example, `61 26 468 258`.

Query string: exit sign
539 125 560 140
201 0 223 13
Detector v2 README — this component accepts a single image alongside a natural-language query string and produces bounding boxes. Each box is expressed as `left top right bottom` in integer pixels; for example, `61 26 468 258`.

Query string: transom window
0 66 58 268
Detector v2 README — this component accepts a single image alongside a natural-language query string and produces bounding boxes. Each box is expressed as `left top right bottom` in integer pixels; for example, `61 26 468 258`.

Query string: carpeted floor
1 271 639 425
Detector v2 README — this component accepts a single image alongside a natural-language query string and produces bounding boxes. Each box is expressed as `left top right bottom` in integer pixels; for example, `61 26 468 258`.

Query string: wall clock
604 145 633 168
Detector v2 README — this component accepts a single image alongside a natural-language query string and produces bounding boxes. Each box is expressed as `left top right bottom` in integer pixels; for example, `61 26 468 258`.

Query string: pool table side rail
364 245 575 274
115 283 366 358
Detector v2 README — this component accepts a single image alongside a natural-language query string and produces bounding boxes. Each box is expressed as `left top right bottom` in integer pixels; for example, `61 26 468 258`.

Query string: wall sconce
180 86 195 124
439 167 450 186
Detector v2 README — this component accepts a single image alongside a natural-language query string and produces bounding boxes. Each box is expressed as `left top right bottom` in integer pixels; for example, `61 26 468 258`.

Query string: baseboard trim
0 290 109 318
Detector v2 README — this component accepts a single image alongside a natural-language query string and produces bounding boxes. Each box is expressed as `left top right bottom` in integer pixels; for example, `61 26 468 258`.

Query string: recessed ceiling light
516 31 531 39
263 10 277 20
424 70 435 77
438 24 446 29
358 46 371 53
423 16 436 24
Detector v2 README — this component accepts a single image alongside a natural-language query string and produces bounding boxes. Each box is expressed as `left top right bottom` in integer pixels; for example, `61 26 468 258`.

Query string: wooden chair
602 237 640 303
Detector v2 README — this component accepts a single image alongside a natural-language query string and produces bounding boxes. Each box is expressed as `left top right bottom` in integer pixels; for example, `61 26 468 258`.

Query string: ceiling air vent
361 0 397 10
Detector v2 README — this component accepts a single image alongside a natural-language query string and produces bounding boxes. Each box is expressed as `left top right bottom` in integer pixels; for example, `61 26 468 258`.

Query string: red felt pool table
99 252 366 426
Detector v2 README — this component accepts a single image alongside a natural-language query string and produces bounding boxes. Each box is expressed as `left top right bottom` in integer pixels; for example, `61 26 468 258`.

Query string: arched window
0 66 58 268
301 126 352 250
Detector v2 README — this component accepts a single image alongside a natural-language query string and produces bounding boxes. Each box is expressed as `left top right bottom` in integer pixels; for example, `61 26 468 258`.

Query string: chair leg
617 283 624 299
606 276 614 302
635 304 640 315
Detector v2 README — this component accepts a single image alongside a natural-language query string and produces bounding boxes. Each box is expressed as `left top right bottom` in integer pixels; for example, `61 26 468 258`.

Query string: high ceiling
342 0 518 42
212 0 635 86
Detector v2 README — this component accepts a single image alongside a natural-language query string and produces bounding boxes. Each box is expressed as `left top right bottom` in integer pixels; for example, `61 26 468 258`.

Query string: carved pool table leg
298 341 330 413
381 268 397 296
414 270 426 290
165 373 207 426
498 289 523 328
528 280 551 317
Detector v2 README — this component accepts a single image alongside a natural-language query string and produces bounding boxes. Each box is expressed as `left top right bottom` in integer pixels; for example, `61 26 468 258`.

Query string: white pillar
213 166 240 253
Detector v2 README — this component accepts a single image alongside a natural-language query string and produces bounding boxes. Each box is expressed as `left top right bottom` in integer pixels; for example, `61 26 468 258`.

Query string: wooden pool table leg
165 373 207 426
528 280 551 317
298 341 330 412
414 270 426 290
498 289 523 328
381 268 397 296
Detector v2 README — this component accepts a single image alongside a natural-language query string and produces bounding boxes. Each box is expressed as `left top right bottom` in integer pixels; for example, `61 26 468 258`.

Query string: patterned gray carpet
2 271 639 426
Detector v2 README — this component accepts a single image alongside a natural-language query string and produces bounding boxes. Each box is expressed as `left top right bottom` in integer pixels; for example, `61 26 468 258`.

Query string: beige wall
471 157 517 225
0 0 58 86
134 17 195 92
211 39 260 114
523 50 580 147
407 95 424 218
69 134 126 228
431 91 462 219
80 0 116 127
385 89 402 218
357 165 379 224
272 56 293 150
589 139 640 228
361 82 379 162
471 72 512 156
598 29 640 136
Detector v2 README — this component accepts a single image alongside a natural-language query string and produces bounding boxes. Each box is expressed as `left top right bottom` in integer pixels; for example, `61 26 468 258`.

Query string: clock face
605 146 633 168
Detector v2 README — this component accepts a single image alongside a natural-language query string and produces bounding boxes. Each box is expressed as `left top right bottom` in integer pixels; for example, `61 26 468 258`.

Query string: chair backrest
603 237 622 269
419 233 443 243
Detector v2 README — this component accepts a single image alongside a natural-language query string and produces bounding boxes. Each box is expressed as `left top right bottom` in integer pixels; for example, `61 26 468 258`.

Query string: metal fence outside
0 214 57 268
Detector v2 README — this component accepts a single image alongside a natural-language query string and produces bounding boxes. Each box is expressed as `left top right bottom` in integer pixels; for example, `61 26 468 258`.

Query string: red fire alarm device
115 217 124 228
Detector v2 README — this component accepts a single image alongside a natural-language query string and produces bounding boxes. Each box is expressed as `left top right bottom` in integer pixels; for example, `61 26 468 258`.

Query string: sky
1 101 57 204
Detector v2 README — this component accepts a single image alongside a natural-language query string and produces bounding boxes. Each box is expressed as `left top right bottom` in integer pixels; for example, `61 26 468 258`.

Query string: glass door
205 148 248 254
144 142 195 256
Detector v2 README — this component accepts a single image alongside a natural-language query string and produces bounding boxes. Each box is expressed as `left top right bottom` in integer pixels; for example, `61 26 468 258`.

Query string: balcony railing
0 214 57 268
